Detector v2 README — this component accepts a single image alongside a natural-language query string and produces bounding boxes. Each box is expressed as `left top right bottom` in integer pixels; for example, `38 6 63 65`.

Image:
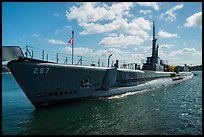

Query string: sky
2 2 202 67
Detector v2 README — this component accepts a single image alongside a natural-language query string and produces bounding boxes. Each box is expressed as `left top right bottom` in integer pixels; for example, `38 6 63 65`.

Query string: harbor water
2 71 202 135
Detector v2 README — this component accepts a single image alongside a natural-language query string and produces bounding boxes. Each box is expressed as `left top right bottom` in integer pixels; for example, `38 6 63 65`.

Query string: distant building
174 64 202 72
183 64 189 72
174 66 184 73
188 64 202 71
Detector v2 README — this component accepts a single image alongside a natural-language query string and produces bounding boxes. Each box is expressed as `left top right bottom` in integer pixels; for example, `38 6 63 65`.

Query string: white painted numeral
34 67 50 74
34 68 38 74
45 68 49 73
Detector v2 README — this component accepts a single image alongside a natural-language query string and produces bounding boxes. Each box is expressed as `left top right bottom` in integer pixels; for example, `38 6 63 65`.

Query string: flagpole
72 31 74 65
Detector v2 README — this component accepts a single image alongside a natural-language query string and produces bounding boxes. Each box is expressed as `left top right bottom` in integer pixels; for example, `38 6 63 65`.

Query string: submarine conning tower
142 21 164 71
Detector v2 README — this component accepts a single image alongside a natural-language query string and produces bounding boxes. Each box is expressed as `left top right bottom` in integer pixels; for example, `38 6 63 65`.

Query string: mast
153 21 155 40
72 31 74 65
152 21 157 58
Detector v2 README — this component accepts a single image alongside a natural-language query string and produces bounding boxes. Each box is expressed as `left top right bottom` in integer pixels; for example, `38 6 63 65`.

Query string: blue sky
2 2 202 66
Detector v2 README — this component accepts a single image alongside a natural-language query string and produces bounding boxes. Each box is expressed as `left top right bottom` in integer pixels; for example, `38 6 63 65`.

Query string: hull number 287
33 68 50 74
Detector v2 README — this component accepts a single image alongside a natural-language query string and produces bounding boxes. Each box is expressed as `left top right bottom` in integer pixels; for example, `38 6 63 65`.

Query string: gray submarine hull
7 58 194 108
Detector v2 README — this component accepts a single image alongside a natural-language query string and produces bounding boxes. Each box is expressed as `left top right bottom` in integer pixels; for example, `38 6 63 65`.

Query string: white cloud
79 17 151 47
66 2 152 47
53 12 60 17
65 25 73 30
134 47 138 51
168 48 202 65
79 21 120 35
55 25 73 35
47 39 67 45
55 29 60 35
137 46 151 58
160 4 183 22
79 17 151 36
159 44 175 48
158 49 168 59
31 33 40 37
106 33 118 37
78 17 151 47
66 2 134 23
95 48 128 59
169 48 199 57
66 2 151 36
137 2 159 10
139 10 152 15
123 17 151 36
182 48 196 53
99 34 146 47
158 30 178 38
177 25 182 29
62 47 93 56
184 12 202 29
192 50 202 57
183 42 186 45
140 46 151 54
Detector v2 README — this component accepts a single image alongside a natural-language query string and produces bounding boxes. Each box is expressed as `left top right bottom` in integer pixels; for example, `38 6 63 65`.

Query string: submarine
2 21 194 108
